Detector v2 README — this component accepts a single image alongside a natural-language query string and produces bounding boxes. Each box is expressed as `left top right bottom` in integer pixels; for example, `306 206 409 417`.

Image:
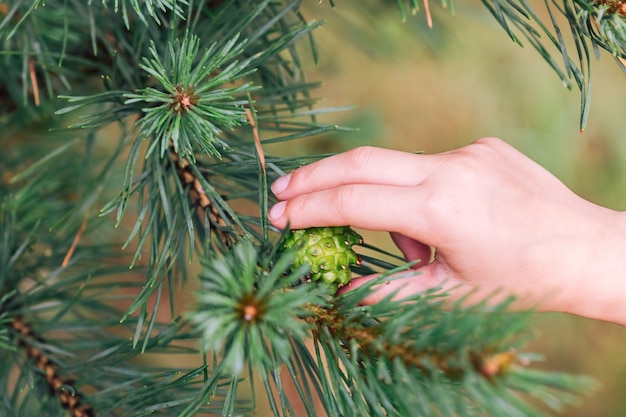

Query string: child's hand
269 137 626 325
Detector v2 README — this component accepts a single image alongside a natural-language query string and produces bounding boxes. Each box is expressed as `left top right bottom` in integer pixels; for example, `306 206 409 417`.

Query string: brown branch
168 145 239 246
305 303 517 381
168 107 266 247
10 316 95 417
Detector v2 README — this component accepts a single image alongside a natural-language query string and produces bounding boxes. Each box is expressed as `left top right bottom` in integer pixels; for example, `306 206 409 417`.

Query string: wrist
555 207 626 326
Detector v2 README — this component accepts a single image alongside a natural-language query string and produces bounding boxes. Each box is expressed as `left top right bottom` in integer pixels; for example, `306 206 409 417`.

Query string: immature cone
282 226 363 292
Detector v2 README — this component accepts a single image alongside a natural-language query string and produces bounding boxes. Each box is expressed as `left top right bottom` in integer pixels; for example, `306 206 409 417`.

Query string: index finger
268 183 431 238
271 146 442 199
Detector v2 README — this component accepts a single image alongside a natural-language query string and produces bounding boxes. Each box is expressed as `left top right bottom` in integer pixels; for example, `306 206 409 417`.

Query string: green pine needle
124 32 259 160
100 0 188 27
189 241 327 375
477 0 626 130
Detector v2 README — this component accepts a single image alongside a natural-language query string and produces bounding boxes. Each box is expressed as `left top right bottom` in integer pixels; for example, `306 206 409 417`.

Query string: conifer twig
168 144 239 246
306 303 518 381
9 316 95 417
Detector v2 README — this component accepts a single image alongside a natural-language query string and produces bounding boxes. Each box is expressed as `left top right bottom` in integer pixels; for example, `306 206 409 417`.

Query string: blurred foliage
299 1 626 415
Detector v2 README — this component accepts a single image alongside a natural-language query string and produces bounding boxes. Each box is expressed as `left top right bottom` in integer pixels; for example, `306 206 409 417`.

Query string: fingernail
268 201 286 221
270 173 291 195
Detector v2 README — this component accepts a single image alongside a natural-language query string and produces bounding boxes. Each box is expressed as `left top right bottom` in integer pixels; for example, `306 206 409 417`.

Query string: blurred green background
291 1 626 416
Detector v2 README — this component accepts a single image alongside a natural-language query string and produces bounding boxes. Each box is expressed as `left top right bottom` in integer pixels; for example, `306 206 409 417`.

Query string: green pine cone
282 226 363 292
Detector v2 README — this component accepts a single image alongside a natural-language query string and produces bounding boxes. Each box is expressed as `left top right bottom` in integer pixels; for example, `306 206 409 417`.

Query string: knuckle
330 186 356 224
289 165 311 189
470 136 515 160
451 137 507 173
420 188 456 231
420 189 444 220
345 146 377 171
442 150 478 177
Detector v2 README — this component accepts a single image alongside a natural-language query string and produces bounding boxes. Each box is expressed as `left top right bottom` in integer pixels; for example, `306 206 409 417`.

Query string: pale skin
268 137 626 326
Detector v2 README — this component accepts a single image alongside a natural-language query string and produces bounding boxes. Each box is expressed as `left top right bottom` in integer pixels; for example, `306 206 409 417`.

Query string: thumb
338 263 466 305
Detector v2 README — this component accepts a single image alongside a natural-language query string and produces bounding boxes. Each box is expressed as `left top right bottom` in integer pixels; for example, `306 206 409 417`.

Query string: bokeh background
287 1 626 416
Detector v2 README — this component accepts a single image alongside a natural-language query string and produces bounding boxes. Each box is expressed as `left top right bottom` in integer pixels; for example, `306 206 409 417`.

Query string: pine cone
282 226 363 292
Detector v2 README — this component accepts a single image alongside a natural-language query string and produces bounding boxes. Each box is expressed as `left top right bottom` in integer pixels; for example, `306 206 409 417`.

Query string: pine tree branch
9 316 95 417
310 290 594 416
305 302 518 381
168 142 241 246
0 234 239 417
475 0 626 129
0 140 242 416
189 241 595 417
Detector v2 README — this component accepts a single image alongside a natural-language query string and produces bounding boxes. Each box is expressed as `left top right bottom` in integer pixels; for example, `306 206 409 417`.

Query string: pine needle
61 216 88 267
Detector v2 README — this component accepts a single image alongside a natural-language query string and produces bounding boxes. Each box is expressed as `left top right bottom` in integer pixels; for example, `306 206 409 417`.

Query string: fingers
337 262 466 305
268 184 429 237
342 263 535 311
271 146 442 200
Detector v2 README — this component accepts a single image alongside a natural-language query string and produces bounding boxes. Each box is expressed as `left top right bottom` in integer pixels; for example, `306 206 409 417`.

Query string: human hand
268 137 626 325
